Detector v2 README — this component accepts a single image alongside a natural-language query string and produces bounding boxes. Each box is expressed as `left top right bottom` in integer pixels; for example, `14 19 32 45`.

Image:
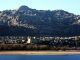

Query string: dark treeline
0 25 80 37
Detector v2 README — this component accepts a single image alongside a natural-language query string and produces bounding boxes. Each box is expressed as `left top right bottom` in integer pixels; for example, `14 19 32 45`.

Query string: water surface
0 55 80 60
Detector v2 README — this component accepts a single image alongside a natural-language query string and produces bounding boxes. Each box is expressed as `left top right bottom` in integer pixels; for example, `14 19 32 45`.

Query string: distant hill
0 5 80 36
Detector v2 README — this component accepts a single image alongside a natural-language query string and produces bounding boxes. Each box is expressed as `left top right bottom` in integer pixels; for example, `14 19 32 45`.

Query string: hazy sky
0 0 80 15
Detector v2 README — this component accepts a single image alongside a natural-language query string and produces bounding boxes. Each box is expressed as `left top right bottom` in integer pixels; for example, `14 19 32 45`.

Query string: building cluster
0 36 80 45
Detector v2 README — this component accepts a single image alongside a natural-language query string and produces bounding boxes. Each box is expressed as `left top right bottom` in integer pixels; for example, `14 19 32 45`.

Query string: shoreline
0 51 80 55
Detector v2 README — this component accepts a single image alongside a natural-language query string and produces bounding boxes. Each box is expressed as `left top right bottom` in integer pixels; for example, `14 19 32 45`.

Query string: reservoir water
0 55 80 60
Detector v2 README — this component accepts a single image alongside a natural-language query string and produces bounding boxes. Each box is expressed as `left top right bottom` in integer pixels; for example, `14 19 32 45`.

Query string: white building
27 37 31 44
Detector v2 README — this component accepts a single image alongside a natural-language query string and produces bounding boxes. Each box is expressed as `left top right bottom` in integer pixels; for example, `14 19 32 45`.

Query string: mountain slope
0 5 80 36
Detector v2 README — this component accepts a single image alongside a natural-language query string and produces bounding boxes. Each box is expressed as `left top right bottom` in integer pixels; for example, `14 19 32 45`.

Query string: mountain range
0 5 80 37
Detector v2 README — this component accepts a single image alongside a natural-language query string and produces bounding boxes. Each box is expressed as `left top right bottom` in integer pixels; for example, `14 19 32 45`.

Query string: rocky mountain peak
0 5 80 36
18 5 30 12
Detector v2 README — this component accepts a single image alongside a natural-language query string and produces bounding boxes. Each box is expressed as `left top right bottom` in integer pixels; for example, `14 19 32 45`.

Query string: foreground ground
0 51 80 55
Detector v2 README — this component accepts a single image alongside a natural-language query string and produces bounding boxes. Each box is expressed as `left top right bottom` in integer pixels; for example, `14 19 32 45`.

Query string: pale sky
0 0 80 15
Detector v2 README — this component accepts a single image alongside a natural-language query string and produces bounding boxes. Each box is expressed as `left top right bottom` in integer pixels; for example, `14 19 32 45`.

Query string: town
0 36 80 50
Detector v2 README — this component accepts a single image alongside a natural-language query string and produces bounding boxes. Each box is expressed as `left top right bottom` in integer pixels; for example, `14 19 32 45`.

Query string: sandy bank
0 51 80 55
